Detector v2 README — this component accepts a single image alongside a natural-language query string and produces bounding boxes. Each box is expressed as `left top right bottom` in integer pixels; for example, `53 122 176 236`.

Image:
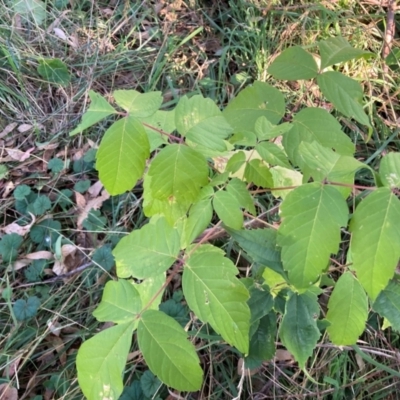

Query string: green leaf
14 184 31 200
13 296 40 321
373 280 400 332
319 36 373 69
227 228 284 275
13 0 46 25
113 90 162 117
133 273 166 311
213 190 243 230
96 116 150 195
120 381 143 400
37 58 70 86
270 166 303 200
226 178 256 215
278 183 348 289
30 219 61 245
92 245 115 271
0 165 8 179
248 284 274 327
33 195 52 215
256 142 291 168
326 272 368 345
73 179 91 193
140 110 175 151
147 144 209 204
175 95 232 152
226 151 246 174
0 233 23 261
114 217 180 279
183 245 250 353
317 71 371 127
137 310 203 391
223 81 285 131
48 158 65 174
229 131 257 147
93 280 142 324
140 370 161 397
77 322 135 400
350 188 400 300
379 152 400 189
244 159 273 188
70 91 117 136
279 291 321 368
268 46 319 80
283 107 354 167
255 117 293 141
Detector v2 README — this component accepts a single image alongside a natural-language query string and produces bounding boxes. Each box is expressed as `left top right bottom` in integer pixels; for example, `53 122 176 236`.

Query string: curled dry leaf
88 180 103 198
6 147 35 161
53 244 78 275
77 189 110 230
13 250 54 271
2 181 15 198
2 213 36 236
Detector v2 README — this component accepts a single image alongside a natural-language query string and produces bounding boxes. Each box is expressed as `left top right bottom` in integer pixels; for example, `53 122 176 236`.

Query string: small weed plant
72 37 400 399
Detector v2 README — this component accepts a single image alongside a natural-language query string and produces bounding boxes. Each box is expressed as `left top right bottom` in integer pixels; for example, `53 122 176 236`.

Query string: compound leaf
147 144 209 204
213 190 243 230
373 280 400 332
268 46 319 80
77 322 135 400
279 291 320 368
326 272 368 345
93 280 142 324
70 91 117 136
114 217 180 279
350 188 400 300
183 245 250 353
223 82 285 131
96 116 150 195
138 310 203 391
317 71 371 127
113 90 162 117
278 183 348 289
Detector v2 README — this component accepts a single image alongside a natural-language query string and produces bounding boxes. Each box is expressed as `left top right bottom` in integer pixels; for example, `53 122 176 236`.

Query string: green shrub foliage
72 37 400 399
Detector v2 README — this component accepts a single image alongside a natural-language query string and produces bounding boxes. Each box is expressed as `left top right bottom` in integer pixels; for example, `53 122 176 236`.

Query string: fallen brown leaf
0 123 17 139
2 212 36 235
6 147 35 161
53 244 78 275
0 384 18 400
77 189 110 230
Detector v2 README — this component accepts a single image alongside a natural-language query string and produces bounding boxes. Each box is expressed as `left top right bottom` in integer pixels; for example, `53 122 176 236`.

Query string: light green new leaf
256 142 291 169
317 72 371 127
223 81 285 131
96 116 150 195
114 217 180 279
70 91 117 136
226 178 256 215
140 110 175 151
319 36 373 69
213 190 243 230
244 159 273 188
350 188 400 300
93 280 142 324
113 90 162 117
147 144 209 204
138 310 203 391
326 272 368 345
77 322 135 400
379 152 400 189
270 166 303 200
283 107 354 166
268 46 319 80
175 95 232 152
226 151 246 174
278 183 348 289
279 291 321 368
373 280 400 332
255 117 293 141
183 245 251 353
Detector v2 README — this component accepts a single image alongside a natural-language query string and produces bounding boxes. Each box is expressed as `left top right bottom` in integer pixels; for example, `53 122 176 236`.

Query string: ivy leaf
255 117 293 141
96 116 150 195
73 179 91 193
0 233 23 261
147 144 209 204
175 95 232 152
140 370 161 397
70 91 117 136
317 72 371 127
14 184 31 200
268 46 319 80
373 280 400 332
183 244 251 353
244 159 273 188
326 272 368 345
223 81 285 131
37 58 70 86
82 210 107 232
77 322 136 400
379 152 400 189
120 381 143 400
137 310 203 392
48 158 65 174
226 178 256 215
92 245 115 271
93 280 142 324
213 190 243 230
13 296 41 321
278 183 348 289
256 142 292 168
30 219 61 246
350 188 400 300
113 90 162 118
227 228 284 275
319 36 373 69
283 107 354 167
279 291 321 368
113 217 180 279
33 195 52 215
